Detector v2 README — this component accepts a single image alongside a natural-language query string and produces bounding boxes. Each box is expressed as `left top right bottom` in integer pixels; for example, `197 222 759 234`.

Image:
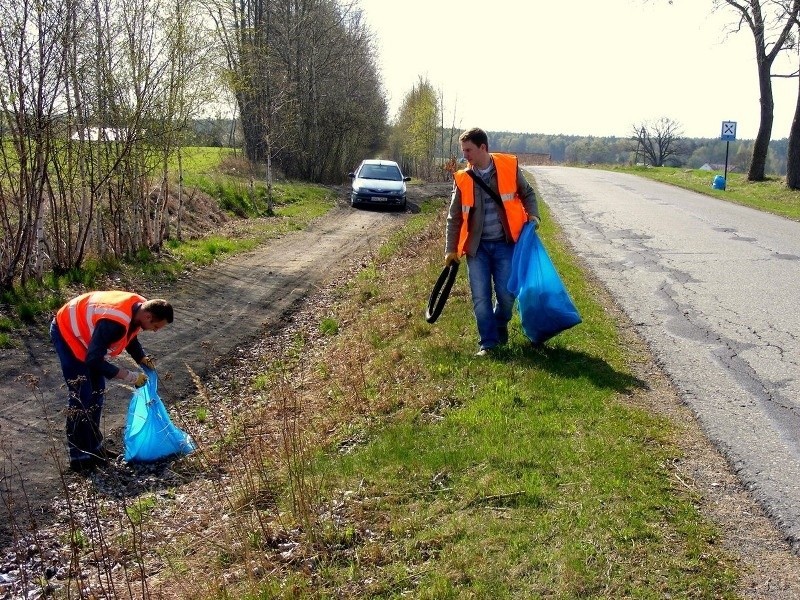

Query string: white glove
125 370 148 388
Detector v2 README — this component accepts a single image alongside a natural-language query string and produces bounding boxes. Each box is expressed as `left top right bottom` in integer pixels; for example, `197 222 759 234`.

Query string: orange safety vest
55 291 144 361
453 153 528 256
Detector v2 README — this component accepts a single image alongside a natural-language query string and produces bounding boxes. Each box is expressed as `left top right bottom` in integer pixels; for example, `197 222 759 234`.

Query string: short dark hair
142 298 173 323
459 127 489 151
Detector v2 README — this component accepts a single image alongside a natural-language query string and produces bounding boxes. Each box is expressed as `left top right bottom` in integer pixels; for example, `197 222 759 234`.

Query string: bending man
50 291 173 472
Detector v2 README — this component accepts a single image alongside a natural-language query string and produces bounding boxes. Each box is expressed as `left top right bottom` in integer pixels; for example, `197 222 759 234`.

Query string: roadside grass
608 165 800 221
209 193 739 597
178 147 302 218
164 184 335 267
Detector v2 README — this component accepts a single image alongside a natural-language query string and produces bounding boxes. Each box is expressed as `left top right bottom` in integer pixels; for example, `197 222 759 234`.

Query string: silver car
348 159 410 210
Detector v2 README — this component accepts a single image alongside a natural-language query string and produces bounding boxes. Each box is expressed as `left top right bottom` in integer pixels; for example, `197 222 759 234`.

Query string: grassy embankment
170 170 765 597
608 165 800 221
0 146 337 347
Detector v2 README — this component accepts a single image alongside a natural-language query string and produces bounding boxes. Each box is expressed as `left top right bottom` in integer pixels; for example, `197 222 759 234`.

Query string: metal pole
724 141 730 189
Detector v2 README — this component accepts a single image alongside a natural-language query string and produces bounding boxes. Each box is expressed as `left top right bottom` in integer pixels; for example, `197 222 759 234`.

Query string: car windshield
359 164 402 181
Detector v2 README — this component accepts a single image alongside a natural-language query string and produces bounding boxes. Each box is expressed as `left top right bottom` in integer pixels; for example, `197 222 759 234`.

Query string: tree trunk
749 65 774 181
786 75 800 189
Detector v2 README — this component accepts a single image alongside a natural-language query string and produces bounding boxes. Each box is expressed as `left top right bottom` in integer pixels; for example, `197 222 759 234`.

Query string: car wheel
351 196 360 208
399 199 407 211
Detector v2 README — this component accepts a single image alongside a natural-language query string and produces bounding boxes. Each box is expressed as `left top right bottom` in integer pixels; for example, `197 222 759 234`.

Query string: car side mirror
403 176 411 182
348 172 355 178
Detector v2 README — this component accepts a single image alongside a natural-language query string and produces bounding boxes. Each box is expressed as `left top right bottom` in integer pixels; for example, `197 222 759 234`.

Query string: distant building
71 127 133 142
699 162 734 172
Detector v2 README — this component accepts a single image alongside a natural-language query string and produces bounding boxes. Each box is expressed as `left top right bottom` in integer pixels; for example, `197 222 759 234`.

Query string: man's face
141 312 168 332
460 140 488 167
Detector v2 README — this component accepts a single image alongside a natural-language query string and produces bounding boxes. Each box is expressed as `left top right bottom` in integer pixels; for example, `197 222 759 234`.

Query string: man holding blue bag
445 127 540 356
50 291 173 472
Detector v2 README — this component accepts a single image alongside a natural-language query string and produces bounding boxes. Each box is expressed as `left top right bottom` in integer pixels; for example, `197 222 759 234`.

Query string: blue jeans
50 321 106 462
466 240 516 349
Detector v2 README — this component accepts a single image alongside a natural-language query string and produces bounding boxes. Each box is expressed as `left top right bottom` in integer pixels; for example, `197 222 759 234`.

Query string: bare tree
787 69 800 187
716 0 800 181
0 0 71 289
208 0 386 183
0 0 217 291
630 117 684 167
783 9 800 188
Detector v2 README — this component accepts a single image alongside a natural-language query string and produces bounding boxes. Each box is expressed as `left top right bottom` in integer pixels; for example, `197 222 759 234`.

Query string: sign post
720 121 737 189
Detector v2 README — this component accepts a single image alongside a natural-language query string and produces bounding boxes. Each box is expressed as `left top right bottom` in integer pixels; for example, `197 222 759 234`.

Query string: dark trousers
50 321 106 463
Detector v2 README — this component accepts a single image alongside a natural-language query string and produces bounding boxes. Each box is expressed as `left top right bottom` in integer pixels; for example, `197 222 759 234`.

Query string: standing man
445 127 540 356
50 291 173 472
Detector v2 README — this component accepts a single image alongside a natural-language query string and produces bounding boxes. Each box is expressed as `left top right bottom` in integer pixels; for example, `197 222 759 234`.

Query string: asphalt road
528 166 800 548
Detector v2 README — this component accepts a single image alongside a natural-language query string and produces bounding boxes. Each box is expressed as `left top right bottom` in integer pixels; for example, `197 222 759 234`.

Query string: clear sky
356 0 799 141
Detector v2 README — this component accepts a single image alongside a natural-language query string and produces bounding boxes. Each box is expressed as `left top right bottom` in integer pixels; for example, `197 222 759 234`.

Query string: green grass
125 495 158 526
0 332 12 348
164 183 335 266
229 191 739 597
166 235 259 265
608 165 800 221
176 147 237 177
0 279 67 323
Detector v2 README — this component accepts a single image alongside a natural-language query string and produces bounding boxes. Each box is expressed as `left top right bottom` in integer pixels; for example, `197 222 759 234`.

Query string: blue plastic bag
124 367 195 462
508 223 581 344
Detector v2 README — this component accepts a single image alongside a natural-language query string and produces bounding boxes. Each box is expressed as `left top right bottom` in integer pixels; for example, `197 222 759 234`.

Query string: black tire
425 262 459 324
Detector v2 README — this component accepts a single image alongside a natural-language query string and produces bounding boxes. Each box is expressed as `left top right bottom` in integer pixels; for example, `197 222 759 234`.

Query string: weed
0 315 15 331
252 373 270 391
319 317 339 336
69 529 88 550
126 495 158 525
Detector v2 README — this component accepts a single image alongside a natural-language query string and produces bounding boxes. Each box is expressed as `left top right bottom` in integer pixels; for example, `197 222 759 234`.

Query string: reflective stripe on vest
453 170 474 256
453 153 528 255
55 291 144 361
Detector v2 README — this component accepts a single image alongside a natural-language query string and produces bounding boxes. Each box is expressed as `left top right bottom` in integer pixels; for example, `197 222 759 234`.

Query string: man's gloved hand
125 369 148 388
139 355 156 370
445 252 460 266
528 215 540 230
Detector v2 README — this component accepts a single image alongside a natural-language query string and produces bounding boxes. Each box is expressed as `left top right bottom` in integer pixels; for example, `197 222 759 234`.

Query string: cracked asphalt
529 166 800 548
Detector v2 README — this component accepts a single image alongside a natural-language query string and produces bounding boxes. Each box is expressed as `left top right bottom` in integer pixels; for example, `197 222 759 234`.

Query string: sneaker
476 347 493 357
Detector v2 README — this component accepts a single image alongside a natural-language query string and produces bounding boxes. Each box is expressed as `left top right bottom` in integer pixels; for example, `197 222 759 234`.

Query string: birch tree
0 0 70 288
395 77 439 179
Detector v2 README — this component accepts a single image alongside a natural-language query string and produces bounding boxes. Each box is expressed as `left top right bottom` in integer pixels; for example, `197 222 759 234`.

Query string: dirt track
0 184 452 544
